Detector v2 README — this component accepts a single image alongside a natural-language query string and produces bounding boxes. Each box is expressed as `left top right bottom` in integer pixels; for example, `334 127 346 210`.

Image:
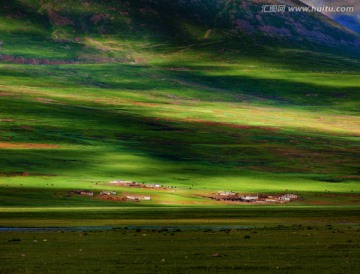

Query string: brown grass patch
0 172 56 177
34 98 57 104
179 118 279 131
0 54 77 65
0 91 16 97
18 126 33 130
0 142 61 149
96 195 126 202
132 102 160 107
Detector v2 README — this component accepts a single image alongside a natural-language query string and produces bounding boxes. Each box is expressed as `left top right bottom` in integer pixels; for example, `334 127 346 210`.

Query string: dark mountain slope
1 0 359 57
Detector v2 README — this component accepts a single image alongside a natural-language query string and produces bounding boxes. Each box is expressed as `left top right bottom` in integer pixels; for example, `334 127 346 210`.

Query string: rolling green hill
0 0 359 209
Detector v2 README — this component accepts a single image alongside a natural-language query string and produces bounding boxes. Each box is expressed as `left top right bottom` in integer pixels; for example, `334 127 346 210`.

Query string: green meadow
0 0 358 227
1 225 359 273
0 50 359 211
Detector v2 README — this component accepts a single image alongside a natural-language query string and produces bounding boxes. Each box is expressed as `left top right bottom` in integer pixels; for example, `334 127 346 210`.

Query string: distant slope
300 0 360 34
1 0 359 59
333 14 360 34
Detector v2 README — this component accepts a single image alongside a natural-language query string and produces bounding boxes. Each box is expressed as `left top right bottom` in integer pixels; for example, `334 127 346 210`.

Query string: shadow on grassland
0 90 358 178
7 62 359 109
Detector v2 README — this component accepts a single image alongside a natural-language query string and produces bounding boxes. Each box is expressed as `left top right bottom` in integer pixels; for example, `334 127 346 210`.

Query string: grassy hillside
0 0 359 209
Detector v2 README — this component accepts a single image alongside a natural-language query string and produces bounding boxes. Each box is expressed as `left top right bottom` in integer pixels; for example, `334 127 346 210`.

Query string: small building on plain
218 191 237 196
100 191 117 195
265 199 277 203
283 194 298 200
110 180 133 185
126 195 151 201
110 180 142 187
279 196 291 202
242 195 259 202
79 190 94 196
146 184 161 188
